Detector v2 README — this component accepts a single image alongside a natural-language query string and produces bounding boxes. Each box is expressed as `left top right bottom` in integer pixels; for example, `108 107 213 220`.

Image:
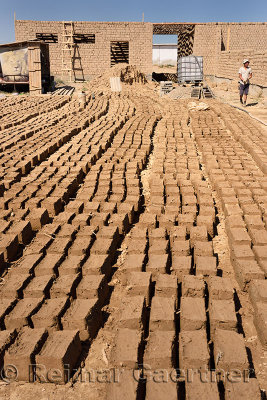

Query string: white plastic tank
177 56 203 83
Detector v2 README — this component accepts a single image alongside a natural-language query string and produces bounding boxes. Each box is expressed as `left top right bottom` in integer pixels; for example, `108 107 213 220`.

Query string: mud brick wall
193 22 267 78
220 23 267 52
192 24 221 76
15 20 153 79
216 50 267 87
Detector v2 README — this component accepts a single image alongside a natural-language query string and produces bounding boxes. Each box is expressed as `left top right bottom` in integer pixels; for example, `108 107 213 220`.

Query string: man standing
239 59 252 106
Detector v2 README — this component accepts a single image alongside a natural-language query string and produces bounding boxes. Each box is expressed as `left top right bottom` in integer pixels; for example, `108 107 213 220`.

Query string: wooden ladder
61 21 74 83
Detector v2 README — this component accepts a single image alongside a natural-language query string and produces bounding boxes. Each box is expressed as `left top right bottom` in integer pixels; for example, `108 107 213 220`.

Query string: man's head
243 59 250 67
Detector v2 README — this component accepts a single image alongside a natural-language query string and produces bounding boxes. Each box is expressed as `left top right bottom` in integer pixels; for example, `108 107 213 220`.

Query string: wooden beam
226 26 231 51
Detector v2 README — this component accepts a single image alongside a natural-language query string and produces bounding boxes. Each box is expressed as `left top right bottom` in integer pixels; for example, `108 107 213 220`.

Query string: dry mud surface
0 66 266 399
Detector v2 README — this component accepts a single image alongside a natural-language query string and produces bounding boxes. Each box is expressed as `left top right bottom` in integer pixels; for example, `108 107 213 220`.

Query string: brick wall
216 50 267 87
15 20 153 79
193 24 221 75
15 20 267 84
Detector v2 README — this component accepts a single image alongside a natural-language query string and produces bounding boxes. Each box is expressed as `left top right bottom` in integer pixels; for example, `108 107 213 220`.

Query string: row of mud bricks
0 93 266 400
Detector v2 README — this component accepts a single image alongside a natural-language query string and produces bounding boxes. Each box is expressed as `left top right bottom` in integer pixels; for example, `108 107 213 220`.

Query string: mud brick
65 200 84 214
249 229 267 246
146 254 169 276
253 245 267 263
41 197 63 217
189 226 208 245
34 253 64 276
25 234 53 255
195 256 217 276
41 222 61 237
231 244 255 261
149 228 166 243
138 213 157 230
197 215 214 236
106 369 139 400
72 213 91 228
186 377 220 400
124 272 152 305
249 280 267 308
241 204 261 215
117 203 135 224
12 254 43 276
193 241 213 257
0 329 16 366
23 275 54 298
119 296 146 330
4 327 47 382
169 227 187 242
199 206 215 219
234 259 264 290
0 273 31 299
0 298 16 325
90 237 116 258
244 214 264 230
5 298 43 330
171 256 192 279
121 254 145 272
180 297 206 331
61 298 101 341
31 298 69 331
56 224 76 239
35 330 81 384
224 204 243 217
0 234 19 262
209 299 237 338
50 274 80 298
69 235 94 257
158 214 176 229
171 240 190 256
177 214 195 231
47 237 72 255
127 238 147 255
179 330 209 369
182 275 205 297
54 211 75 224
76 275 108 304
155 274 178 299
225 215 246 229
82 254 111 276
146 378 177 400
150 297 175 331
144 330 175 369
9 221 33 245
111 328 143 369
27 208 49 230
208 277 233 300
214 330 249 371
58 255 84 275
90 212 110 227
108 213 129 234
228 227 251 247
130 227 147 239
224 378 261 400
253 302 267 349
149 239 168 255
98 226 120 245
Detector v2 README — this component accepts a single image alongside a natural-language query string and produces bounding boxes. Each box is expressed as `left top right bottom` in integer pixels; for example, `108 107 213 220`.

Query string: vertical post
226 26 231 51
142 13 144 22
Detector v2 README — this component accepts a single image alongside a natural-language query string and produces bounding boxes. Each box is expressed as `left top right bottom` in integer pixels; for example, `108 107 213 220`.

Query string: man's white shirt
239 66 252 85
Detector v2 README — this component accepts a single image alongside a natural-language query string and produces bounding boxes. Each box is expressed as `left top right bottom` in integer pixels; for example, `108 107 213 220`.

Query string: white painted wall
153 44 177 66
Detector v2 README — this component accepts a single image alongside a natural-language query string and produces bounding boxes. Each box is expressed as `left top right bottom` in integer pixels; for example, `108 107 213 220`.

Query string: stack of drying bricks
0 90 265 399
191 103 267 353
0 92 159 384
85 101 262 399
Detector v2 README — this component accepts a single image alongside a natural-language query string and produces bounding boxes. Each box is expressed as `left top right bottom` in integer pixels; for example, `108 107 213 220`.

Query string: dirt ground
0 65 266 400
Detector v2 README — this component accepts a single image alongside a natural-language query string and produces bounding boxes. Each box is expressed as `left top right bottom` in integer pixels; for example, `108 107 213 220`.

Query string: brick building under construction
14 20 267 88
